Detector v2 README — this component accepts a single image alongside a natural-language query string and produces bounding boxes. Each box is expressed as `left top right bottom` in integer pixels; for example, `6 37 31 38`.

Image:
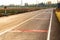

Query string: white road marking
47 10 53 40
0 11 42 35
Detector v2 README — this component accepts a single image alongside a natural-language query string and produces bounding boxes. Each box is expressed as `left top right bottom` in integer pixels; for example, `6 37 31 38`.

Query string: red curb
10 30 48 33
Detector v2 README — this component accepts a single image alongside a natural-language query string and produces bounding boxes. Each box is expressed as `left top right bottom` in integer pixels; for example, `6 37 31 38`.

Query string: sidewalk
50 12 60 40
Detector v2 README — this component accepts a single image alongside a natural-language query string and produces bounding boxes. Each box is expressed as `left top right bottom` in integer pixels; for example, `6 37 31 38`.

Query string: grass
0 7 40 17
56 11 60 22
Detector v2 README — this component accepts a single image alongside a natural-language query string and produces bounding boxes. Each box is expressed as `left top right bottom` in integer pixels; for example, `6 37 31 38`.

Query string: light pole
4 6 7 16
36 0 38 7
21 0 23 6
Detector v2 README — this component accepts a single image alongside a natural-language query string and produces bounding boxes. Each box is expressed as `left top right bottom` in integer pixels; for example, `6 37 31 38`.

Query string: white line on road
47 11 53 40
0 11 41 35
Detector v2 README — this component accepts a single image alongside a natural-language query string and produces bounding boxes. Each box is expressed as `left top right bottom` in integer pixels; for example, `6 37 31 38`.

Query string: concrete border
47 10 53 40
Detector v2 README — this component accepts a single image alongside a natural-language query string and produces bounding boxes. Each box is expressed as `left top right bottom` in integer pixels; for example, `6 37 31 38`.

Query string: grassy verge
56 11 60 22
0 7 40 17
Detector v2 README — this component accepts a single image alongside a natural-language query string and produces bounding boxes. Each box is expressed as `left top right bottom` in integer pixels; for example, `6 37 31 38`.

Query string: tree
25 3 28 6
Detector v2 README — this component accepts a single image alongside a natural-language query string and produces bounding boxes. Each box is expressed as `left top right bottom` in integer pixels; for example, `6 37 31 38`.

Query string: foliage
0 3 57 17
0 8 40 16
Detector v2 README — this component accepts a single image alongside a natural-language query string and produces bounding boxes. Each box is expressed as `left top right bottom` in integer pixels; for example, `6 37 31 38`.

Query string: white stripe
47 10 53 40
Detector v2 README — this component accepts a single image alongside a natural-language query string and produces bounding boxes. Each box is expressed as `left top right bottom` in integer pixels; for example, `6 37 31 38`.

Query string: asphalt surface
0 9 53 40
0 10 40 33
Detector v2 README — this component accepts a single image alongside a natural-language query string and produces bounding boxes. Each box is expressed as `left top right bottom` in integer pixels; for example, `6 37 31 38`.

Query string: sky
0 0 57 5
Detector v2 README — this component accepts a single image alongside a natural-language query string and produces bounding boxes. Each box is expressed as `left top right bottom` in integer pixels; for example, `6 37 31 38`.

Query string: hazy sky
0 0 57 5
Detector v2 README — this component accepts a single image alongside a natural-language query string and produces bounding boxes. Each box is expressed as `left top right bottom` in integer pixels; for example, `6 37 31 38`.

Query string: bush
0 8 40 16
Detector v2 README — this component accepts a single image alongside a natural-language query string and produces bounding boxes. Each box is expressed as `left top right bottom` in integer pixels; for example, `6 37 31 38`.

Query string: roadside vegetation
0 7 40 17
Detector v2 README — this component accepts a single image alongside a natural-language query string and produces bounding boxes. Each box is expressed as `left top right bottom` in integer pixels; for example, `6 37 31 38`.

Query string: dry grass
0 7 40 16
56 11 60 22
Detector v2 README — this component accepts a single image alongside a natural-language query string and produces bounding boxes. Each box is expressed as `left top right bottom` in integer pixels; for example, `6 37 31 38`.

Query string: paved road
0 9 53 40
0 10 41 33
